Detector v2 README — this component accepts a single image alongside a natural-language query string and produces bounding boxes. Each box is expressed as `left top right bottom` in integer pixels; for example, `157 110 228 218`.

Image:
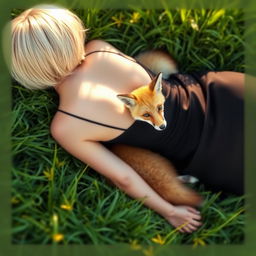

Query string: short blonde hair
10 4 87 90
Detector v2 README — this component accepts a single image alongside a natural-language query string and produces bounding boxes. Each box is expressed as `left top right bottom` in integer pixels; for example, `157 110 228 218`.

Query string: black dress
57 50 244 196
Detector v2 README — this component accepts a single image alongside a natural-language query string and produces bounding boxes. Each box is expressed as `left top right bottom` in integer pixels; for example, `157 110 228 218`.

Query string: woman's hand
164 206 202 233
52 139 203 234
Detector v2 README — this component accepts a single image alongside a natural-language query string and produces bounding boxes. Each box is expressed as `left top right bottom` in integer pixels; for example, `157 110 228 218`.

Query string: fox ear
149 72 162 93
117 94 137 107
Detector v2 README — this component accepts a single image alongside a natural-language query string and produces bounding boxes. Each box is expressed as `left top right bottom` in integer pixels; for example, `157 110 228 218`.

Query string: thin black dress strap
57 109 126 131
83 50 153 79
56 50 153 131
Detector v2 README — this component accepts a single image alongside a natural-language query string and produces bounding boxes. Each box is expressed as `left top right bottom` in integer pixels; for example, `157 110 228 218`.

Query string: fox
109 50 203 207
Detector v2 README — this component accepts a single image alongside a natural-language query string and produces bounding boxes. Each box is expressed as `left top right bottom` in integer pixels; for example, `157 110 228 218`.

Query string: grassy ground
11 8 245 246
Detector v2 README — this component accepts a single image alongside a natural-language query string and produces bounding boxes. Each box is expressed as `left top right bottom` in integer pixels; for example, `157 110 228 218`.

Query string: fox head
117 72 167 131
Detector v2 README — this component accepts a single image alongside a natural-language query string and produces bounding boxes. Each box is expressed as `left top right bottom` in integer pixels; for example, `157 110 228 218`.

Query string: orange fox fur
111 50 203 207
110 144 203 206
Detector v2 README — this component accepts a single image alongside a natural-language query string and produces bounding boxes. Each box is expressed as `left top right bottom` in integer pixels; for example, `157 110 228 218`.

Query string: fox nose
159 124 166 130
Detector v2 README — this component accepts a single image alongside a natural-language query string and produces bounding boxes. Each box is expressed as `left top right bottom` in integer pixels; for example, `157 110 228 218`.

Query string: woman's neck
54 59 86 95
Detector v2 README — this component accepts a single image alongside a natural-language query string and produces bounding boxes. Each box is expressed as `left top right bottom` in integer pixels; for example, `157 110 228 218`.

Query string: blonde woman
8 5 244 233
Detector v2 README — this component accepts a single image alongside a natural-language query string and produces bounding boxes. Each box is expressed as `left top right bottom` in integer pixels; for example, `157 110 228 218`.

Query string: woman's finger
189 212 202 220
190 219 203 227
183 226 193 233
180 222 193 233
186 206 200 214
187 224 197 231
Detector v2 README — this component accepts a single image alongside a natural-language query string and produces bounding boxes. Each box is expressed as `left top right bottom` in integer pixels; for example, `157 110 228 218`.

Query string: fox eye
143 113 151 117
157 105 163 111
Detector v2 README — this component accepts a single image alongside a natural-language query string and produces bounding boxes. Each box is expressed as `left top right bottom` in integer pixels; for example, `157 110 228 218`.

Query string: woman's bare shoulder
50 40 149 144
85 39 120 53
50 110 106 145
84 39 134 60
85 39 129 53
50 112 82 143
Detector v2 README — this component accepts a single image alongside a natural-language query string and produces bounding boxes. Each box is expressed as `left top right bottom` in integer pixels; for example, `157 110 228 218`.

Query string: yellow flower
193 237 206 248
60 204 73 211
112 13 124 28
130 12 141 23
43 167 54 181
130 239 142 250
142 246 154 256
52 213 63 242
52 213 58 223
11 197 20 204
56 158 65 168
151 234 165 245
52 233 64 242
189 18 199 31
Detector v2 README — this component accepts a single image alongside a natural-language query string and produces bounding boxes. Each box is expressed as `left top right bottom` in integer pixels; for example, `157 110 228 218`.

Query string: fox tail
110 144 203 207
135 50 178 79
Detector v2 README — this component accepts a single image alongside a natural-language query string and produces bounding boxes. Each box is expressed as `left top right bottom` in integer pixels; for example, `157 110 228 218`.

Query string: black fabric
101 59 244 196
57 50 244 195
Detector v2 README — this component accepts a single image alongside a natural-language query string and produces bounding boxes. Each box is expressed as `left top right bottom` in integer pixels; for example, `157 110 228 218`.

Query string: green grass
11 8 245 246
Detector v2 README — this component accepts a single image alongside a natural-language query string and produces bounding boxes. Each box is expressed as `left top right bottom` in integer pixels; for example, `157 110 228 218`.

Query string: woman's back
50 40 153 143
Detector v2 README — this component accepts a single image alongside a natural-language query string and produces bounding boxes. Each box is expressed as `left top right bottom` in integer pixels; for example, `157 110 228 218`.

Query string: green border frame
0 0 256 255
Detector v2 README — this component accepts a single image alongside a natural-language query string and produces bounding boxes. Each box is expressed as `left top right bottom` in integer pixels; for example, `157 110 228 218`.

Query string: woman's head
10 4 87 90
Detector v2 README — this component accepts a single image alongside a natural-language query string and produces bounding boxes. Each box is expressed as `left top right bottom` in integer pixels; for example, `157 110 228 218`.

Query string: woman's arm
64 140 177 215
51 129 202 232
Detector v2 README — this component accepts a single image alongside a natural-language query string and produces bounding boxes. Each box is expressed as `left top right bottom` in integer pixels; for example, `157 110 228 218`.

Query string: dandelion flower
52 233 64 242
130 12 141 23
